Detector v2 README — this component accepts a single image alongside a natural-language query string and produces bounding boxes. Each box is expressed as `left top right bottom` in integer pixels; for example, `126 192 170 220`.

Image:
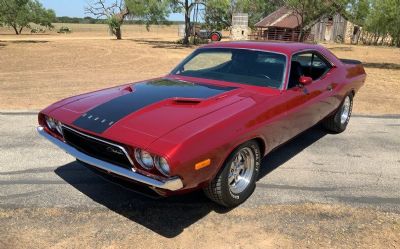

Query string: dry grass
0 204 399 249
325 44 400 114
0 24 399 114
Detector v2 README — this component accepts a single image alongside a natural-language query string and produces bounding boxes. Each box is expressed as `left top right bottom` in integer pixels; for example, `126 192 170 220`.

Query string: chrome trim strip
37 126 184 191
61 125 136 168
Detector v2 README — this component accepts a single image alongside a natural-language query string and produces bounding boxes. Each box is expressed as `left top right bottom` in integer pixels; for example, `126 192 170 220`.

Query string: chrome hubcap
340 96 351 124
228 147 255 194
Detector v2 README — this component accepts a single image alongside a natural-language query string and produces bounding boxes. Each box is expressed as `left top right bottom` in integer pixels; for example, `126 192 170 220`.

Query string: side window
310 54 331 80
293 53 313 68
288 53 313 89
288 52 332 89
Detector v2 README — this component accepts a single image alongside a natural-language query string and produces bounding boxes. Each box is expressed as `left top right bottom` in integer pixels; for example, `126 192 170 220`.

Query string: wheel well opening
252 137 266 156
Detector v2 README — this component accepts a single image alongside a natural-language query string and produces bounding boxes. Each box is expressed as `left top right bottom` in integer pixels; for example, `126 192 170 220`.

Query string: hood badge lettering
106 146 124 155
81 114 114 127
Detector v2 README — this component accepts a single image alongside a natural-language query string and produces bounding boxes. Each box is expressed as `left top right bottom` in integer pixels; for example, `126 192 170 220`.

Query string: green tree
85 0 130 40
237 0 283 28
204 0 231 30
363 0 400 46
0 0 55 34
284 0 349 41
346 0 370 26
170 0 205 45
86 0 171 40
205 0 283 30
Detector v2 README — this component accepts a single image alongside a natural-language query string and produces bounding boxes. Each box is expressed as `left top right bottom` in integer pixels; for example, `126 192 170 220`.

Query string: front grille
62 126 133 170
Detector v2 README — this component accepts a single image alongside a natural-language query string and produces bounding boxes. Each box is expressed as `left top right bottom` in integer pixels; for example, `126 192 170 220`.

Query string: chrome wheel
340 96 351 124
228 147 255 194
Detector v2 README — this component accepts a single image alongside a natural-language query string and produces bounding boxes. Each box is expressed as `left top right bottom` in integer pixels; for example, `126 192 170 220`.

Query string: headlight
155 156 170 176
45 116 56 130
45 116 63 136
55 121 63 135
134 149 154 169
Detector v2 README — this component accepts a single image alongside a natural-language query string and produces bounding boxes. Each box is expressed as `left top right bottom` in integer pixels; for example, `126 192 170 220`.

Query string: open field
0 24 400 114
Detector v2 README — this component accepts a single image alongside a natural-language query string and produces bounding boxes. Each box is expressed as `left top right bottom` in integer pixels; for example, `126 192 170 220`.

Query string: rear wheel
322 93 353 133
204 141 260 207
210 32 221 42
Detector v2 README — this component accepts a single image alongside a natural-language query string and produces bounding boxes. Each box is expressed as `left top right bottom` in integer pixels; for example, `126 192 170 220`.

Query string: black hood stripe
73 79 236 133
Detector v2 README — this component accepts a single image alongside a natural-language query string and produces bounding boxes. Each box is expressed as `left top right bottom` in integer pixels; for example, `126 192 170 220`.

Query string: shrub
57 26 72 33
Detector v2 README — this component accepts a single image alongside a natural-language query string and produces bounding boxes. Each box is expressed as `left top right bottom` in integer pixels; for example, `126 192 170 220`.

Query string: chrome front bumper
37 126 184 191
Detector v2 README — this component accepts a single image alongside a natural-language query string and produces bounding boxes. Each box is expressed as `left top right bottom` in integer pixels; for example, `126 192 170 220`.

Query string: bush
57 26 72 33
176 36 209 45
30 27 46 33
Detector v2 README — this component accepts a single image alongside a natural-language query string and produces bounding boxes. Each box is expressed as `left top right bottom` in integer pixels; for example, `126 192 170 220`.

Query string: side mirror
299 76 313 86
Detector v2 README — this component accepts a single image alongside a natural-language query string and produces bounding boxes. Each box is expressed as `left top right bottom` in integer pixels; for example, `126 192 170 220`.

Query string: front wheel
322 93 353 133
203 141 261 207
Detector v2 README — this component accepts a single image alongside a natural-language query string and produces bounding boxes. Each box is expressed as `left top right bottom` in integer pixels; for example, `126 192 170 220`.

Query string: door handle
327 85 333 91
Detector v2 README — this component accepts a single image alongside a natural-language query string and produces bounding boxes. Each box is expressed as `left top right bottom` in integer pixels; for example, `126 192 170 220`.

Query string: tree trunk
356 29 363 45
183 0 191 46
109 7 129 40
12 25 20 35
19 26 23 35
115 26 122 40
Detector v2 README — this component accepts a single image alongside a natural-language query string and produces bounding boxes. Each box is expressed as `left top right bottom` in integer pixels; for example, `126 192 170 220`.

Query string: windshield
171 48 287 89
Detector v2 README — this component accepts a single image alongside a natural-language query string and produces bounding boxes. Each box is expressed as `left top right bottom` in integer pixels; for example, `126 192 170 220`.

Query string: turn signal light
195 159 211 170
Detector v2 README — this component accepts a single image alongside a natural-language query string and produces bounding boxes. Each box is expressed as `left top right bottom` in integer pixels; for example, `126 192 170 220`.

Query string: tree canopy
204 0 283 30
86 0 171 39
0 0 55 34
284 0 349 41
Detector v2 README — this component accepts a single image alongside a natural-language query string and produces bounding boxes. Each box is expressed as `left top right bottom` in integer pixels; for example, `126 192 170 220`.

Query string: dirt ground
1 203 399 249
0 24 399 114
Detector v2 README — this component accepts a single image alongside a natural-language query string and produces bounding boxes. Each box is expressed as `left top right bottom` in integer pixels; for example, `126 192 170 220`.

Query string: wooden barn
251 7 355 43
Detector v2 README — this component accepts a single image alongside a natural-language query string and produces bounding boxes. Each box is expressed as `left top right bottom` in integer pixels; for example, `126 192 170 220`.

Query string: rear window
171 48 287 89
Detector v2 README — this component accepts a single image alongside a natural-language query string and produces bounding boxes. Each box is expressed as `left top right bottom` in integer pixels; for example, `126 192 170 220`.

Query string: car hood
48 77 246 148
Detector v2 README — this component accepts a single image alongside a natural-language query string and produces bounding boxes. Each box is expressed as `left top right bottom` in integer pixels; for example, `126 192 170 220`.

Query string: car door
309 51 341 118
280 51 334 142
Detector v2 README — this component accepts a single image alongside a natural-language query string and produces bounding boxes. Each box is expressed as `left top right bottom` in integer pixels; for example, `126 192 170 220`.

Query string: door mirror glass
299 76 313 86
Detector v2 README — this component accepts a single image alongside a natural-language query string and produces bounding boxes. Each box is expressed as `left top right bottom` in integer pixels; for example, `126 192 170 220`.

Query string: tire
322 93 353 133
210 32 221 42
204 140 261 207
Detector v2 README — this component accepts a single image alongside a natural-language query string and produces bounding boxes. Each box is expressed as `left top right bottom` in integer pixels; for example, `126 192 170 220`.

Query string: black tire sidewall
219 141 261 206
334 93 354 131
210 32 221 41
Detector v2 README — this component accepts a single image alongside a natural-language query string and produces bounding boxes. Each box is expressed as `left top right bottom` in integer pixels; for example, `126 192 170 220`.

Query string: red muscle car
38 41 366 207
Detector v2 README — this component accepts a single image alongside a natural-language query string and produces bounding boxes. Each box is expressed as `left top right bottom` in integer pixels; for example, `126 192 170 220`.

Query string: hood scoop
172 97 202 105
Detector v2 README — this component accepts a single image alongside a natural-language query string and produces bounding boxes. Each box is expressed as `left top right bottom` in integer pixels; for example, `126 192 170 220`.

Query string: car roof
201 41 324 55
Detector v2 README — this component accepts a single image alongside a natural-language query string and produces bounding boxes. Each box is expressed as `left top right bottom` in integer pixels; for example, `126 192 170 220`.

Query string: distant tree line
54 16 184 25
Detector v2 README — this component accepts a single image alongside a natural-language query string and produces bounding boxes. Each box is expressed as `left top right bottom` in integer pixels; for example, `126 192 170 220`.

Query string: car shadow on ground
259 125 328 178
55 161 226 238
55 125 327 238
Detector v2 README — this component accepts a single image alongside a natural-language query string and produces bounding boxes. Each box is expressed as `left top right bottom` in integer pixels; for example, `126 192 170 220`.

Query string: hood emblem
106 146 124 155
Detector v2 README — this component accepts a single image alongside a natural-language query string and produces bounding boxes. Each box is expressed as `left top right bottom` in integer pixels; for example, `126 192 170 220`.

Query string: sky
38 0 184 21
